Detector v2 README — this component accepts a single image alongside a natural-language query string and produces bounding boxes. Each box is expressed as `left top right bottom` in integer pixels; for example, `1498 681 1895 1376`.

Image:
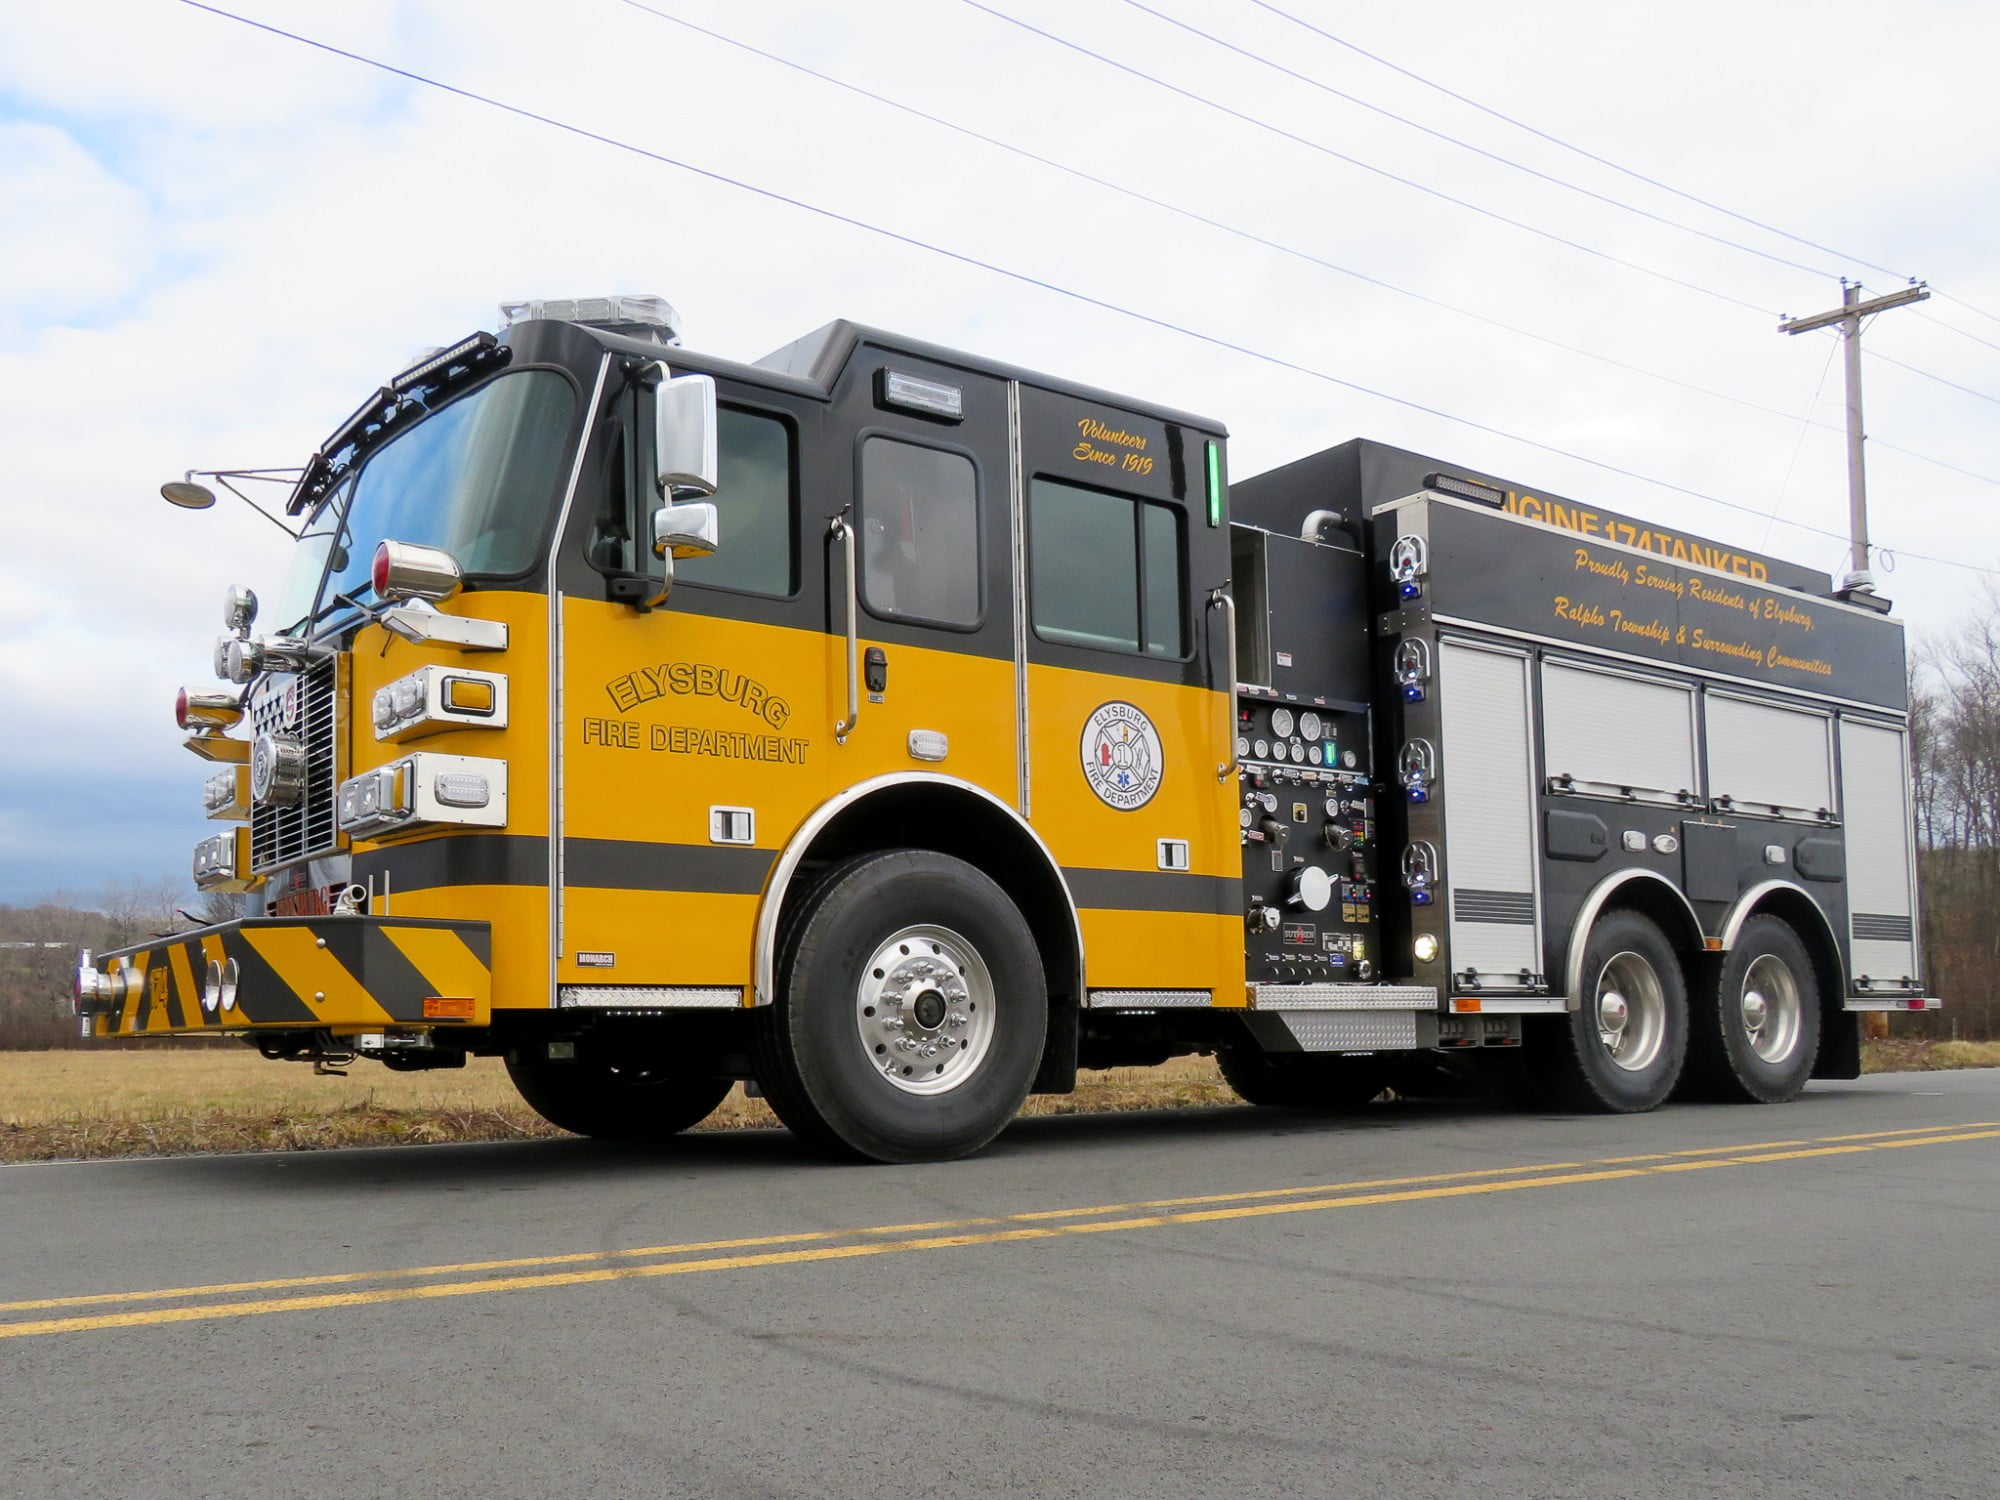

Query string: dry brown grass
0 1049 1236 1164
0 1040 1987 1165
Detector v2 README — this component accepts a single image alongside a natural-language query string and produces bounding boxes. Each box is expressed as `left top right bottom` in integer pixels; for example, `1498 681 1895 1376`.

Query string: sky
0 0 1996 907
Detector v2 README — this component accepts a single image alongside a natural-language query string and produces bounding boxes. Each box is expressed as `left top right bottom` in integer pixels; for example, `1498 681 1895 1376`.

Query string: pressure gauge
1342 749 1358 768
1290 742 1306 763
1298 711 1322 740
1239 805 1254 828
1260 791 1278 813
1253 739 1269 760
1235 736 1250 758
1270 707 1295 739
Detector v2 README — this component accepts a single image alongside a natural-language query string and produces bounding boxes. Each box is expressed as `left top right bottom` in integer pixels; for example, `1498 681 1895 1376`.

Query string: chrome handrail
832 516 860 743
1207 587 1238 782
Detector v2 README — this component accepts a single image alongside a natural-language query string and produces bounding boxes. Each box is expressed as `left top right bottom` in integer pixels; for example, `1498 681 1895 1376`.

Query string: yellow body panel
305 586 1248 1011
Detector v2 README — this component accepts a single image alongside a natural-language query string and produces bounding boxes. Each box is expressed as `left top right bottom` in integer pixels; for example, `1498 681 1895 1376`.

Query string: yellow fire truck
76 296 1934 1161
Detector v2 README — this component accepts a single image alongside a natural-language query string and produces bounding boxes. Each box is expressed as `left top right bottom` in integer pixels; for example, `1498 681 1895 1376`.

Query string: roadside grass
0 1050 1236 1164
0 1040 1991 1165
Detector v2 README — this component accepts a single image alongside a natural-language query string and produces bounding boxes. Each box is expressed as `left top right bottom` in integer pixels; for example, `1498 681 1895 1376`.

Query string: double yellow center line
4 1121 1993 1341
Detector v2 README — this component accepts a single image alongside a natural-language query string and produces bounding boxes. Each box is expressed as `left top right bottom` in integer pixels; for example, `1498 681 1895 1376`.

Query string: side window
676 407 796 597
858 437 981 627
1029 476 1185 657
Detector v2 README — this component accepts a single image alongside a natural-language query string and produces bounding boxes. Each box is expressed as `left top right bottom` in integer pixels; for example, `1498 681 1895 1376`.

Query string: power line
1914 310 2000 357
1867 350 2000 410
1761 336 1842 553
1242 0 1908 284
1244 0 2000 341
605 4 1807 428
1937 289 2000 332
956 0 1778 318
1117 0 1834 280
170 0 2000 578
613 0 1997 496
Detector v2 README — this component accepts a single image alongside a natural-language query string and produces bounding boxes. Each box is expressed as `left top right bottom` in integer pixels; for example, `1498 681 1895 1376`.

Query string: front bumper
78 916 492 1036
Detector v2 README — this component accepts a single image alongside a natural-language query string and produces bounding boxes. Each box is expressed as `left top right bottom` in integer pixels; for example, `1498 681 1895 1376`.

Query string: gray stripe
1063 865 1242 915
357 834 549 893
564 838 775 895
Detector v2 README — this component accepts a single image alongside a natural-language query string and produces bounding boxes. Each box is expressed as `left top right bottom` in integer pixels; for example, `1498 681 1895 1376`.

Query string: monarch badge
1080 701 1164 811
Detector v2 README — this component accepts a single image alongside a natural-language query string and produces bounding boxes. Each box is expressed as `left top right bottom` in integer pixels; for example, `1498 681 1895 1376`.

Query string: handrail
832 516 860 743
1207 587 1238 782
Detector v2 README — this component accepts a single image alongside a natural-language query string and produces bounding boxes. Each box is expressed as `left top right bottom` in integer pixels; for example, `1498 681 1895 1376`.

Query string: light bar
878 369 964 421
1425 471 1507 508
499 295 683 344
390 331 499 393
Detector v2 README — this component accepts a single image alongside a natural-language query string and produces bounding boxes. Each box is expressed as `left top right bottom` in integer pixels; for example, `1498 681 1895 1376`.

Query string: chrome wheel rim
1740 954 1803 1064
854 924 996 1096
1595 951 1667 1072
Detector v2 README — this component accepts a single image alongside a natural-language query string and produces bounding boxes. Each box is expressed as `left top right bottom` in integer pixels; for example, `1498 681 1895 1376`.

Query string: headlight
371 666 508 742
339 753 507 839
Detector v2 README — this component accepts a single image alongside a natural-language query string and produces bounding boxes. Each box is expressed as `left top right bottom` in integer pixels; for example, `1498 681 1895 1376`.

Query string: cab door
1015 385 1240 1000
816 344 1018 805
553 363 831 999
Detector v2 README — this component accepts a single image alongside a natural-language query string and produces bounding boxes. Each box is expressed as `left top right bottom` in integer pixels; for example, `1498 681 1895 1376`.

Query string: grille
249 656 342 873
1452 888 1536 925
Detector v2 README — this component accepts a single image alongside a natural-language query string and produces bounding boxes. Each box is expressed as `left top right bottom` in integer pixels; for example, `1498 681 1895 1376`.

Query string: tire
506 1038 732 1142
754 850 1047 1163
1217 1048 1387 1110
1684 915 1821 1103
1532 909 1688 1112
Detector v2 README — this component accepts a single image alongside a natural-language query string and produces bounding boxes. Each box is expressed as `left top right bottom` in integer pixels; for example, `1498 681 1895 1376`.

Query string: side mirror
652 501 719 561
654 371 718 498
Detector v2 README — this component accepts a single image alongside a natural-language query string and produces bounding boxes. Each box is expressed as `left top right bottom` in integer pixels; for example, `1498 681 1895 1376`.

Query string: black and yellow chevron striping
88 917 492 1036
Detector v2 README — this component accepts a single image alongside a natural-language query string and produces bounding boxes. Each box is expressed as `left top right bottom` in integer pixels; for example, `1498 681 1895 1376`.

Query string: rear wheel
755 850 1047 1163
1533 909 1688 1112
1217 1048 1387 1110
1685 916 1820 1103
506 1038 732 1142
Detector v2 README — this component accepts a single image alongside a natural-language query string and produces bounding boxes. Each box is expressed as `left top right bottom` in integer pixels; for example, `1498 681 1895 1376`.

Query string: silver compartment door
1838 718 1919 987
1438 640 1542 985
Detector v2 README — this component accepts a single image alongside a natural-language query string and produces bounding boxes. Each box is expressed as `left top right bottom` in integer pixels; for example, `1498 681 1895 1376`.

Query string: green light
1205 440 1225 527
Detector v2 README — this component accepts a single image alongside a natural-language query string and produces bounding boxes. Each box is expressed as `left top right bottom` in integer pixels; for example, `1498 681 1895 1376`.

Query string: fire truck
74 297 1935 1161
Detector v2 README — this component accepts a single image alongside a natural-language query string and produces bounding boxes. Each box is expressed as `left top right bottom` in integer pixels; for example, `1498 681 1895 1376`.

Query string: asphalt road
3 1071 1997 1500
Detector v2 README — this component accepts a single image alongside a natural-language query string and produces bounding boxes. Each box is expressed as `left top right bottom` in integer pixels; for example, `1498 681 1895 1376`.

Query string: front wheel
1684 916 1821 1103
506 1038 732 1142
1532 909 1688 1112
756 850 1048 1163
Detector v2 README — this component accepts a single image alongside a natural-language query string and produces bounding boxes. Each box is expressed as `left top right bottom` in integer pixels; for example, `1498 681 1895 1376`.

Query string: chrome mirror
654 371 718 498
652 501 719 561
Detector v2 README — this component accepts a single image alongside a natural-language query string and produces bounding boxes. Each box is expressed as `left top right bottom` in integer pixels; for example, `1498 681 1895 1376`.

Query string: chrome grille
249 657 342 873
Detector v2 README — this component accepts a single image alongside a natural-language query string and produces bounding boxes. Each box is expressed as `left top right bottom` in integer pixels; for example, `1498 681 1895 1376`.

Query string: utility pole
1779 279 1928 606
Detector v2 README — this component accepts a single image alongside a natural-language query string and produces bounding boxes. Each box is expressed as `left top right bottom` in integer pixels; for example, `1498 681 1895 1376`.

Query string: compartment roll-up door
1706 696 1834 819
1438 641 1541 986
1839 719 1918 987
1541 661 1698 805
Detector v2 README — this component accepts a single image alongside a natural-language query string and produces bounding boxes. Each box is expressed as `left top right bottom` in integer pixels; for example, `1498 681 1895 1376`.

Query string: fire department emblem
1080 702 1163 811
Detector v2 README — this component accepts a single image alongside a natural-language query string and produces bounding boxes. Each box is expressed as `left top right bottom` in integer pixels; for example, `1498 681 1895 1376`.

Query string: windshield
271 369 579 632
